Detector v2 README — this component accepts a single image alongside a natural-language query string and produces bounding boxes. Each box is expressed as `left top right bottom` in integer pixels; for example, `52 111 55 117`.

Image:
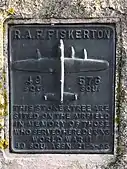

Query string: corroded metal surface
9 24 115 154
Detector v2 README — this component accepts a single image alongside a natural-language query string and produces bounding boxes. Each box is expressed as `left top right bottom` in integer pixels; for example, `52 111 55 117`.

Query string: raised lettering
104 30 111 39
75 30 82 39
60 30 66 39
24 30 32 39
68 30 74 39
91 30 97 38
13 30 21 39
47 30 54 39
83 30 89 38
36 29 44 39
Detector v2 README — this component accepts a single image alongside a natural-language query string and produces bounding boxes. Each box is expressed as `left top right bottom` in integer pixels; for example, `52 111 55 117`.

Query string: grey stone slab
0 0 126 168
1 18 123 169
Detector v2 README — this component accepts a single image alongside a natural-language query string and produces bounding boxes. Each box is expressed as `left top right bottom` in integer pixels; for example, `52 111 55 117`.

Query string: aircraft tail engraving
11 39 109 102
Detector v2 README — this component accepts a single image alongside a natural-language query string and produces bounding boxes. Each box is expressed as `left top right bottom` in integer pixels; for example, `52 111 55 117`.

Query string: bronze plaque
9 24 116 153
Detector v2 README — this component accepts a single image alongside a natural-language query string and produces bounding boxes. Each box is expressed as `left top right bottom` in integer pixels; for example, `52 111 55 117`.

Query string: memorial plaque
9 24 116 153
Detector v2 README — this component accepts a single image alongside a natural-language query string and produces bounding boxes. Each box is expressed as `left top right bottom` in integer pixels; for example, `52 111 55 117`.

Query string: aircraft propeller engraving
12 39 109 103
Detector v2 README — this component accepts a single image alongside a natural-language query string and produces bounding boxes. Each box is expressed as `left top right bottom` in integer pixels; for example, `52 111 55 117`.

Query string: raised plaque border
3 18 122 160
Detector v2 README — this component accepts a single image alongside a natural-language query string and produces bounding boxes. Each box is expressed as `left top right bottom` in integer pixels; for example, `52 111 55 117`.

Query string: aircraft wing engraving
64 58 109 73
12 58 60 73
11 39 109 103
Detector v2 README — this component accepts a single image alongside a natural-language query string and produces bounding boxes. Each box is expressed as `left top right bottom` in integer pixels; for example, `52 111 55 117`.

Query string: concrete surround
0 0 126 169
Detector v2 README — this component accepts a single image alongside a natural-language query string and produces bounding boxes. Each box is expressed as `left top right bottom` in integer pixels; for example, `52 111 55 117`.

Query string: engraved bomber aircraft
12 39 109 103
